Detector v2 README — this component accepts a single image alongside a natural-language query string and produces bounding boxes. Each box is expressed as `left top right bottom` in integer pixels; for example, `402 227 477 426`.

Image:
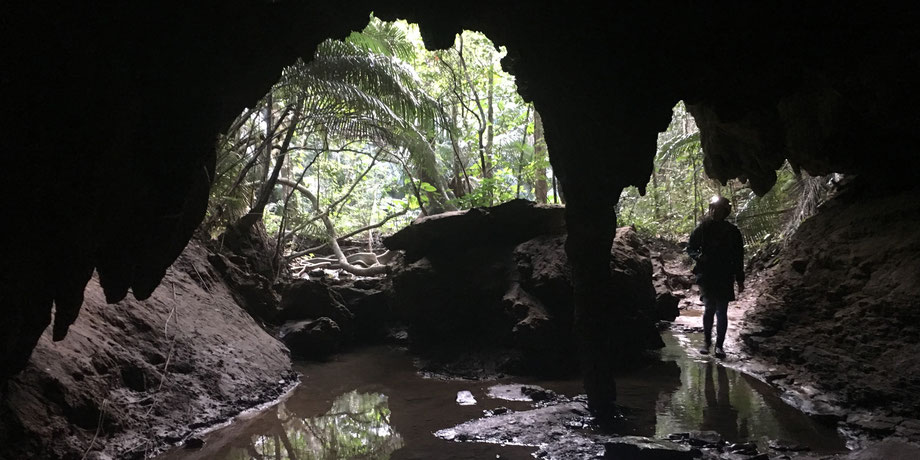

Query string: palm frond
347 15 416 61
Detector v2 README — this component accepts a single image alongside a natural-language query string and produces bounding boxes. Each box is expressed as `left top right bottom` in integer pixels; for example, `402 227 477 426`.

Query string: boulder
279 318 343 360
654 292 681 322
329 279 391 342
387 200 662 375
384 199 566 262
278 279 354 327
208 252 279 322
604 436 698 459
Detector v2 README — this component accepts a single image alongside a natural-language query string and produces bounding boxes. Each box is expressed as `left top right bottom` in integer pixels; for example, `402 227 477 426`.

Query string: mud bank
0 242 296 459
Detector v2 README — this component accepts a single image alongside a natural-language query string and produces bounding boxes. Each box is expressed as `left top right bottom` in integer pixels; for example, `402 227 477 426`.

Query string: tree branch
285 207 408 260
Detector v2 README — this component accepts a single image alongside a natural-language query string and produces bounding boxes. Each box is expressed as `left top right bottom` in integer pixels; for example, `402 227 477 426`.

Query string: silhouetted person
688 196 745 358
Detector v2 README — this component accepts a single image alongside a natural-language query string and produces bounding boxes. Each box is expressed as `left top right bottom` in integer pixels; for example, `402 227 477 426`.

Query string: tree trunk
515 105 531 199
651 163 660 220
456 34 490 182
485 62 494 183
533 109 548 204
273 177 387 276
449 102 472 195
238 99 302 231
256 94 274 203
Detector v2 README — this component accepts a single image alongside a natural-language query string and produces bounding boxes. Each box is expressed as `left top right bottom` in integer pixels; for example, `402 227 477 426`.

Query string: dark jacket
687 218 745 301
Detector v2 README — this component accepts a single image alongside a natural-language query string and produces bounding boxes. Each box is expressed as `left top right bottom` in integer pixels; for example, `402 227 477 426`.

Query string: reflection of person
687 196 745 358
701 361 739 441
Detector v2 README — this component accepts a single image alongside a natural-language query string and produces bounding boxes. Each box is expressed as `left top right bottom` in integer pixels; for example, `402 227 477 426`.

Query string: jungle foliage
206 15 828 268
617 102 839 254
205 15 553 264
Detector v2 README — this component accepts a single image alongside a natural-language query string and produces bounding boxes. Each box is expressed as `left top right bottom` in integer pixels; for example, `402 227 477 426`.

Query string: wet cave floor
159 329 848 460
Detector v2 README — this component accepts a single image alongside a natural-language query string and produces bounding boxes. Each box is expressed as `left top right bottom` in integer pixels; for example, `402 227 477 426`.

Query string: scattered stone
846 414 903 435
845 438 920 459
456 390 477 406
768 439 810 452
436 401 604 458
483 407 510 417
895 418 920 441
603 436 698 459
487 384 547 402
728 441 758 455
686 430 723 448
764 371 789 383
521 385 557 402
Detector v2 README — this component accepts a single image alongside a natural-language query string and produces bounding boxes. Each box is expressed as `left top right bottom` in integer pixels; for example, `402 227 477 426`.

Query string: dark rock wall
0 242 295 459
3 1 919 412
386 202 662 376
742 181 920 416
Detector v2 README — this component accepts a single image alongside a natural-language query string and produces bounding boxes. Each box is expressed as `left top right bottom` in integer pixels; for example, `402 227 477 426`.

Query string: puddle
159 331 847 459
646 332 846 452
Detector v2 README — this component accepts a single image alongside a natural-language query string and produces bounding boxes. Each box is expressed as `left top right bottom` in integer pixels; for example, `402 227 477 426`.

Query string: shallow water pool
159 330 847 459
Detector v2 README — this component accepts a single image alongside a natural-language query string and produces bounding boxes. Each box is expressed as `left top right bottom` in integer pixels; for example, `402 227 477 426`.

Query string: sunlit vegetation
205 15 552 264
205 15 833 268
618 102 838 254
229 391 402 460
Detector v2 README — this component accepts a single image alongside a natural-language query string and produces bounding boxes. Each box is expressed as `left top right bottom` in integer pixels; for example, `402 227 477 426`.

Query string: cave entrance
205 14 558 280
616 101 836 258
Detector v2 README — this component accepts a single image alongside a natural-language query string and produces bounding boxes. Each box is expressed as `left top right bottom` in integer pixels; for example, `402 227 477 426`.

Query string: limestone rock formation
277 277 393 348
279 279 355 327
386 200 662 375
742 180 920 416
279 317 343 360
383 198 567 262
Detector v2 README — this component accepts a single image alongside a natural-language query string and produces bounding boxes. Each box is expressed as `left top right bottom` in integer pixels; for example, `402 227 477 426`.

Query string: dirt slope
742 182 920 418
0 241 295 460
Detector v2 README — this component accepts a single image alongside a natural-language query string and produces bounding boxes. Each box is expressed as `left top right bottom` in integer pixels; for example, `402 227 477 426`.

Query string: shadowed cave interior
2 2 920 459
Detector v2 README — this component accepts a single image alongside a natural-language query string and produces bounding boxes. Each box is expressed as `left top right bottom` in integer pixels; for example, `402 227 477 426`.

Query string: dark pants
703 296 729 348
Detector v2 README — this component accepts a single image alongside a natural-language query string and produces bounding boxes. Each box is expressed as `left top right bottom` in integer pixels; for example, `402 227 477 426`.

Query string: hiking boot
714 347 726 358
698 344 710 355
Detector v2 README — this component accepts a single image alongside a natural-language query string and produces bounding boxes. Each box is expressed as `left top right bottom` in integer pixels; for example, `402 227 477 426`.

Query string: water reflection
701 362 741 439
651 333 844 452
231 391 402 460
159 341 845 460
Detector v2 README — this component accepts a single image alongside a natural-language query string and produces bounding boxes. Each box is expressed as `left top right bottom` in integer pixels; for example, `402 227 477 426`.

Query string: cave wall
742 180 920 417
0 242 295 459
3 1 920 410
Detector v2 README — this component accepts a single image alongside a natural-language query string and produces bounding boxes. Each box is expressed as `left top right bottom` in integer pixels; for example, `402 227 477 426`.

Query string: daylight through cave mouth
616 101 838 255
207 15 559 274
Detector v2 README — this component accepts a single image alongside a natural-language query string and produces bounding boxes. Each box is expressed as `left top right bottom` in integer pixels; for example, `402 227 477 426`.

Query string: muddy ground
0 241 296 460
